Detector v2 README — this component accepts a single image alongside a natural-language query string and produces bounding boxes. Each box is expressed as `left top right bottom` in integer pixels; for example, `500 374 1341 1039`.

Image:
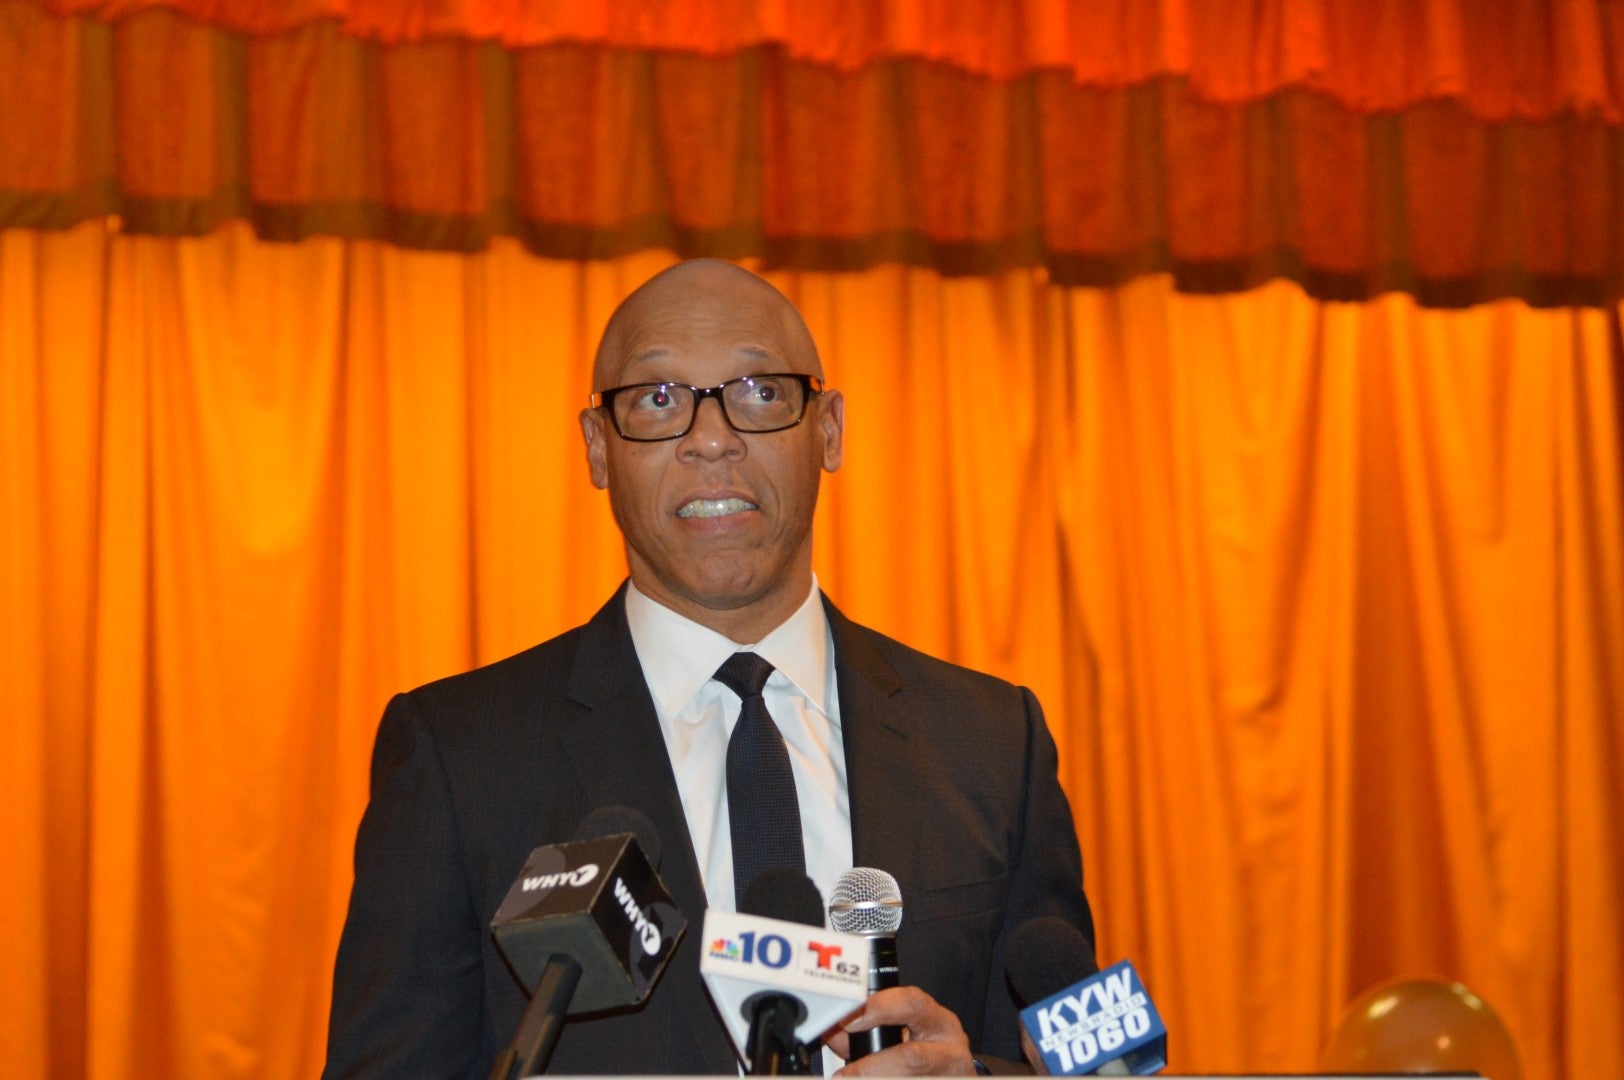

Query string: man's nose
678 395 744 459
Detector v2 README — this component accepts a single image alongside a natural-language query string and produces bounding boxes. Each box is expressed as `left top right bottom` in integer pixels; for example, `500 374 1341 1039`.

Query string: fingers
831 987 975 1076
1019 1027 1046 1073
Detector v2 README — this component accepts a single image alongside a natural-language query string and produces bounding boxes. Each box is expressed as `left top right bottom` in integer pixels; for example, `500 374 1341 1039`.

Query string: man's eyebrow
623 344 781 376
626 348 670 368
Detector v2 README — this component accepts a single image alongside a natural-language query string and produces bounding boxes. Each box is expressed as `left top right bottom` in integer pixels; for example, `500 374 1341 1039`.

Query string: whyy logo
613 876 662 955
520 863 599 892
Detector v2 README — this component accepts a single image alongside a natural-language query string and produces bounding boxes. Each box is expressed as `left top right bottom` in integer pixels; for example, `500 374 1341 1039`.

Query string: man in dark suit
323 260 1094 1077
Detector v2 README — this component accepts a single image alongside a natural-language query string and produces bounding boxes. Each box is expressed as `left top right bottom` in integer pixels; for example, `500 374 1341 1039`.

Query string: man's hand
1018 1027 1045 1073
825 986 975 1076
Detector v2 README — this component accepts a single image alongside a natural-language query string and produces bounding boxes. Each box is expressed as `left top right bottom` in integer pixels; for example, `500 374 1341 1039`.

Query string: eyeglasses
590 373 824 442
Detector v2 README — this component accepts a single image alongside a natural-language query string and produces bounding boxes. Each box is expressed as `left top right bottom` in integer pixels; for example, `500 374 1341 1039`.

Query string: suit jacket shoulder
326 587 738 1077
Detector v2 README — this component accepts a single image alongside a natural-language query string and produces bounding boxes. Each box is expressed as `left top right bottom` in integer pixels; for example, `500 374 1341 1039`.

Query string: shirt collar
625 577 833 721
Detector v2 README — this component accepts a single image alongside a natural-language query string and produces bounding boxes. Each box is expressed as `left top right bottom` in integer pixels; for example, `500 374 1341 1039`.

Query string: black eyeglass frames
590 373 824 442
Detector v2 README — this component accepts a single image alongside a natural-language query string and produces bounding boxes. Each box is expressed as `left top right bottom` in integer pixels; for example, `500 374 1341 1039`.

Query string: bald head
578 257 844 643
592 259 822 390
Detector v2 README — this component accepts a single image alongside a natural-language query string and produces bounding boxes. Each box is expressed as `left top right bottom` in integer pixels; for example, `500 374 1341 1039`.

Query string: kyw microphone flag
1020 959 1168 1075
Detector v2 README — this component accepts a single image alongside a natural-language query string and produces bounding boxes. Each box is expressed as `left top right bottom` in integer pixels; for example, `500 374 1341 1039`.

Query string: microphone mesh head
828 867 904 935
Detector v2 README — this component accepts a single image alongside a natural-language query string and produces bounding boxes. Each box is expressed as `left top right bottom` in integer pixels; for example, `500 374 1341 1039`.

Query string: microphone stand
488 953 583 1080
743 992 811 1075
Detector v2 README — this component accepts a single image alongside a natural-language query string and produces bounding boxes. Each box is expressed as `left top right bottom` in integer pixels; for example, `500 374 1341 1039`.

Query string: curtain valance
28 0 1624 119
3 1 1622 305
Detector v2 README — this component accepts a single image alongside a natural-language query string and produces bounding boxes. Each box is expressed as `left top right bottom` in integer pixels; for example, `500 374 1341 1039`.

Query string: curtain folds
3 223 1621 1080
4 1 1623 306
25 0 1624 118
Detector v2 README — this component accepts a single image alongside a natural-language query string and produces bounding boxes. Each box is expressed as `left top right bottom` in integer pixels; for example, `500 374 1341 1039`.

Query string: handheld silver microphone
828 867 904 1058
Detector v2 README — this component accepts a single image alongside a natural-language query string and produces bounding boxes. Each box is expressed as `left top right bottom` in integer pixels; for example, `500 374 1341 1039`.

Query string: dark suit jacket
323 587 1093 1077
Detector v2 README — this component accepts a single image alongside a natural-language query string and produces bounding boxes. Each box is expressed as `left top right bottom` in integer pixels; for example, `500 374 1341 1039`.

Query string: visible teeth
678 498 757 519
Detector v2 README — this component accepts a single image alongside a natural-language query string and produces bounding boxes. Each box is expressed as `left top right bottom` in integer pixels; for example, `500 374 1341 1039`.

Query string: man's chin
678 576 776 614
637 564 808 623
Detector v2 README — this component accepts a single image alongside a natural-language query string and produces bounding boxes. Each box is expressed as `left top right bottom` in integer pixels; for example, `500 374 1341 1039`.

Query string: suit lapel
824 597 924 887
556 587 737 1075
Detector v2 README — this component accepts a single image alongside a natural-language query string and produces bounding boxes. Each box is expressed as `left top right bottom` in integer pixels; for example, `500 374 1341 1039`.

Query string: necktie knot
714 651 775 699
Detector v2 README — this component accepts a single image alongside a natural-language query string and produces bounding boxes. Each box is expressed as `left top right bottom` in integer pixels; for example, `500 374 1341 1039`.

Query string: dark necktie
715 651 807 909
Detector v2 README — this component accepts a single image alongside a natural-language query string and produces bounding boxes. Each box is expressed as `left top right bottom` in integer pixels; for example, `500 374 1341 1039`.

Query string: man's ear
581 408 610 490
818 389 844 473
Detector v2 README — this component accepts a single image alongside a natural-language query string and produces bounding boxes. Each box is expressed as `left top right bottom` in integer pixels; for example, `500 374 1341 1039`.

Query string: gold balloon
1320 978 1522 1079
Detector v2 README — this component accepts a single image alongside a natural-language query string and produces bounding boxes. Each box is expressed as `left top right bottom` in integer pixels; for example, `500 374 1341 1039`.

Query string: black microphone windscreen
739 867 825 927
1007 916 1099 1006
574 805 664 870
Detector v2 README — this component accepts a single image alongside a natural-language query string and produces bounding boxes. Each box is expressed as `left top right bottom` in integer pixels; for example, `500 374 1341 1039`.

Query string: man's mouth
677 497 759 519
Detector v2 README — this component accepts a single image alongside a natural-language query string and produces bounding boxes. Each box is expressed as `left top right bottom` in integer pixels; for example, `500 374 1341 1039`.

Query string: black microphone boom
489 953 582 1080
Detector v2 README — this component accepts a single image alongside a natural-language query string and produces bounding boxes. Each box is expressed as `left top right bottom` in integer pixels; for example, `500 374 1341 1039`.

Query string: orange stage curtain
3 1 1624 306
24 0 1624 115
3 222 1621 1080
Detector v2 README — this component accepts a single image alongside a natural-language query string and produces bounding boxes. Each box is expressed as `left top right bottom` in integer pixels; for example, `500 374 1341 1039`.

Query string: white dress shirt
625 577 852 916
